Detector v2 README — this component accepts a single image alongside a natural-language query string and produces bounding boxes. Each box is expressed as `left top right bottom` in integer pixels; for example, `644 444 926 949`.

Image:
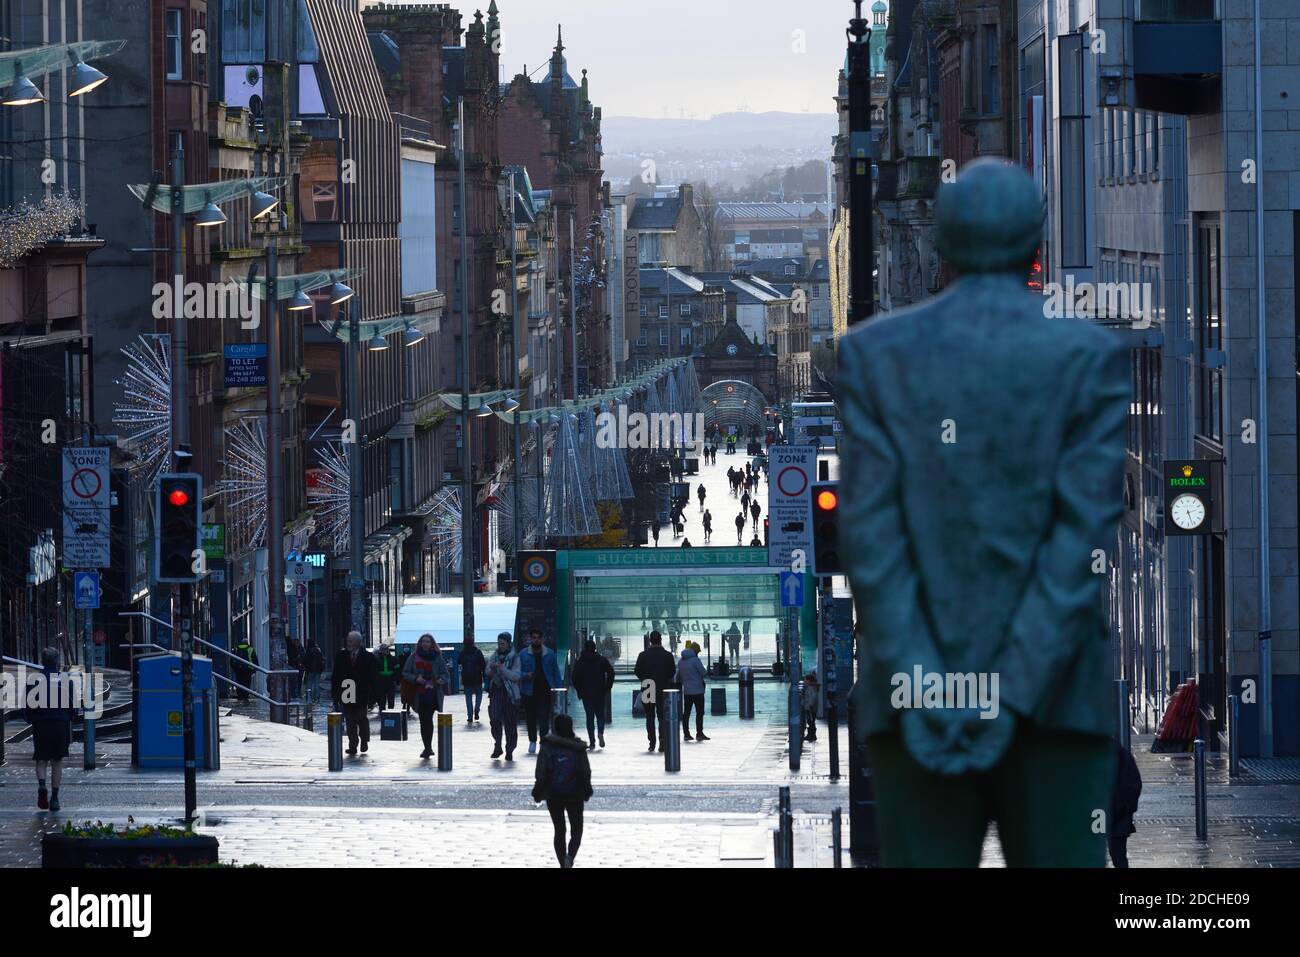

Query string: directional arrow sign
779 571 804 608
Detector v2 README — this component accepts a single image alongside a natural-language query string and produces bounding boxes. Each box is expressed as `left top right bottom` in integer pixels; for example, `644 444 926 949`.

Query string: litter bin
132 652 212 768
711 686 728 716
738 666 755 720
380 710 408 741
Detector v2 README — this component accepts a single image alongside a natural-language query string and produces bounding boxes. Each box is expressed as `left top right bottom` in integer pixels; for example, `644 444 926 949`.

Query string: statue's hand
900 705 1016 776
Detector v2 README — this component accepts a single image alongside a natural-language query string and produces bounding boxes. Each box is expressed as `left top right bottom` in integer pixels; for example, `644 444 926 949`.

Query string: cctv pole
846 0 874 326
510 171 522 564
265 239 288 722
457 98 475 647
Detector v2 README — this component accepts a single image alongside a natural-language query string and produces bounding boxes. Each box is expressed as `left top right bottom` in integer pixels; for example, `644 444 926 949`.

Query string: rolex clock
1164 460 1216 536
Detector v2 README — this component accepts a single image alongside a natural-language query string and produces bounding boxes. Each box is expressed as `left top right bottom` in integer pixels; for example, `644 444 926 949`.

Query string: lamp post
847 0 875 327
510 171 523 564
456 97 475 646
569 211 578 401
348 298 366 636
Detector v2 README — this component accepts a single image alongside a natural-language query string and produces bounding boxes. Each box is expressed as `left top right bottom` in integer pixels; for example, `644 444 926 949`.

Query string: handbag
399 678 420 707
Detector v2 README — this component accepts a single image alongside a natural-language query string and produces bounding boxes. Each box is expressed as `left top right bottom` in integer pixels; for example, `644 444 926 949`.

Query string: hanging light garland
0 194 83 268
112 335 171 481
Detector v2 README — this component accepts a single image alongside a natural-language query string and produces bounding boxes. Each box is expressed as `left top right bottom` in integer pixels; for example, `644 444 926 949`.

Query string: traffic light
156 473 202 583
810 481 840 576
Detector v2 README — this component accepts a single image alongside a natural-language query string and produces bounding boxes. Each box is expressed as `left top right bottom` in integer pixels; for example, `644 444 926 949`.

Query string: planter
42 833 219 868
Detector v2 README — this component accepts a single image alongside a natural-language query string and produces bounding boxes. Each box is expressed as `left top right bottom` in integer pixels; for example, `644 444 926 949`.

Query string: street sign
290 561 313 582
63 448 111 568
73 570 101 610
779 571 804 608
767 446 816 569
223 343 268 388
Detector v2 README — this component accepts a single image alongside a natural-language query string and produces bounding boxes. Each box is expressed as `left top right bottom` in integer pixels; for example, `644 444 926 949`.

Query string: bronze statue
838 158 1129 867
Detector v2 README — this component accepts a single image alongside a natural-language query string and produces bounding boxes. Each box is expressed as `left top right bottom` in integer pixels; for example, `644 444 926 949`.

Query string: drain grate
1239 758 1300 783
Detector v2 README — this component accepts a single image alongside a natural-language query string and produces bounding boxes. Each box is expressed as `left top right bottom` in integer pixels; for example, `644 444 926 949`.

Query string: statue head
935 158 1044 276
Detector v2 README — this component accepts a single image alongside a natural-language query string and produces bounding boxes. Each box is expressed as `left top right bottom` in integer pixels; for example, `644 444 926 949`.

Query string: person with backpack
675 641 710 741
572 638 615 750
460 635 487 724
532 713 593 868
485 632 522 760
302 639 326 704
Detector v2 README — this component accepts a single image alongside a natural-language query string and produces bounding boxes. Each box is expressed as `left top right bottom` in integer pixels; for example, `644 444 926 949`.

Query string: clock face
1170 493 1206 531
726 344 738 356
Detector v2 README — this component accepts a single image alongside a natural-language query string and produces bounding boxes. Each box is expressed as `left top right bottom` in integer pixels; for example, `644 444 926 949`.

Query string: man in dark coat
1109 743 1142 868
572 638 616 749
634 630 677 752
332 630 377 754
460 636 487 724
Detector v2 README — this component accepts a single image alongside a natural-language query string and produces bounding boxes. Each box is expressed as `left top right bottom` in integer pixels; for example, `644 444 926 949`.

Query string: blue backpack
549 746 581 798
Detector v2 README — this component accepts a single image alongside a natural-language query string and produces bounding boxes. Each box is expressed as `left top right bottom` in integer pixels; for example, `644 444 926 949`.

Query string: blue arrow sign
73 570 101 610
779 571 803 608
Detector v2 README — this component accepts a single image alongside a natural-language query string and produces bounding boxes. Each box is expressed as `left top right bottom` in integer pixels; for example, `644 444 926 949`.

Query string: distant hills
603 111 837 155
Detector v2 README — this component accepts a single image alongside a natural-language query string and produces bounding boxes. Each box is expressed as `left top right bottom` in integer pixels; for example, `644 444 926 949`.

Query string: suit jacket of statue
837 272 1129 773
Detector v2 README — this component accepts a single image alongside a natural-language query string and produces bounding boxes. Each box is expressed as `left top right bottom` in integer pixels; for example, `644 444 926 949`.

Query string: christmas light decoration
217 417 268 550
112 335 171 481
308 442 351 554
0 194 83 268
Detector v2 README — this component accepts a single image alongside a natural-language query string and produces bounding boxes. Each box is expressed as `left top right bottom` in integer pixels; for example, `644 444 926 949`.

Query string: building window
1195 219 1222 442
1057 32 1088 269
659 329 669 347
639 303 648 318
679 303 690 317
637 328 648 347
658 304 669 319
680 328 691 346
981 24 1000 115
785 264 797 276
165 9 183 81
1148 112 1159 176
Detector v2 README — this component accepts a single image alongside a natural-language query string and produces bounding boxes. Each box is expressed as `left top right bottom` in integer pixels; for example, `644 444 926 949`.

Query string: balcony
1132 0 1221 114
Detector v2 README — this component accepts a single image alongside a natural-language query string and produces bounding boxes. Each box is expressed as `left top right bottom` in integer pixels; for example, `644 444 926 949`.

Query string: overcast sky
437 0 860 119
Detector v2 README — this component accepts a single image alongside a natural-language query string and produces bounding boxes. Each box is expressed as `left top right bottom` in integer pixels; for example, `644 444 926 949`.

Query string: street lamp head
194 196 227 228
367 332 390 351
403 323 425 347
329 281 355 305
68 61 109 97
251 189 279 221
475 401 496 418
501 396 520 413
288 287 314 311
2 73 45 106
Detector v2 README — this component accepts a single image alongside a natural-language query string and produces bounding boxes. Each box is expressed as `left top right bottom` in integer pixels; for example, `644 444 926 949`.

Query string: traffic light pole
847 1 874 327
265 240 288 723
177 581 197 825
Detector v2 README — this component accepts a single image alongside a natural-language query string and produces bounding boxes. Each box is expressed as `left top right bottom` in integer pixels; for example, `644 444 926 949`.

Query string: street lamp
251 190 279 222
195 197 227 228
403 322 425 347
2 72 44 106
330 281 355 305
68 61 108 97
288 287 314 312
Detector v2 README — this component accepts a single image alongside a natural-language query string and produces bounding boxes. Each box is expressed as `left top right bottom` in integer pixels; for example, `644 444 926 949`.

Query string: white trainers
528 741 537 754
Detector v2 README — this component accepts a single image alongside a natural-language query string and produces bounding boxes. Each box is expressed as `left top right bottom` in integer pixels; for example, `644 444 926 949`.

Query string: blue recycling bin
132 652 212 768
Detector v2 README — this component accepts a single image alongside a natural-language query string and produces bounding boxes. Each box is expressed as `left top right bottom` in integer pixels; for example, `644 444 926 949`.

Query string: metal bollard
827 697 840 780
203 689 221 771
1194 738 1208 841
1116 678 1131 752
788 680 802 772
303 709 314 733
738 666 754 719
327 712 343 772
604 686 613 725
1228 694 1240 778
773 829 783 868
832 807 843 868
551 686 568 719
663 688 682 772
778 786 794 868
437 712 454 771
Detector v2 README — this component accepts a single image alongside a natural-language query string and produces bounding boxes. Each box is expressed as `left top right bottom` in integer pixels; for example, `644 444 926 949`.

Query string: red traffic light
167 487 191 507
815 489 838 511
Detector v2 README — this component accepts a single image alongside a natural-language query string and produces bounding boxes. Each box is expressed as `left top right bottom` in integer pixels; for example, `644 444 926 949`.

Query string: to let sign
223 343 268 388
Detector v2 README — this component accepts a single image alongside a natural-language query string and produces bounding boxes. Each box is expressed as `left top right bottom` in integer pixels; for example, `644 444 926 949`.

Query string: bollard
711 686 727 715
1194 738 1207 841
203 689 221 771
551 686 569 719
778 786 794 868
788 680 802 772
604 686 613 725
663 688 682 772
327 712 343 772
437 712 454 771
827 697 840 780
303 709 314 733
773 829 783 869
1116 678 1131 752
1228 694 1240 778
738 666 754 719
832 807 843 868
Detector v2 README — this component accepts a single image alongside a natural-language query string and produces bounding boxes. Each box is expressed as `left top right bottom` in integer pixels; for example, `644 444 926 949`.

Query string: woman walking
485 632 522 760
26 648 75 812
533 714 593 868
402 634 447 759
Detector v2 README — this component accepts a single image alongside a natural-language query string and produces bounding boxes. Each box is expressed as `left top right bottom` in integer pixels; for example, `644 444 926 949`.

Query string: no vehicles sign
63 447 111 568
767 446 815 569
63 448 110 509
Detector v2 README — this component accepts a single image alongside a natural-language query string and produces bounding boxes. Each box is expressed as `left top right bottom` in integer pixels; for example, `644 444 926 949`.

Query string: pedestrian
572 638 615 749
748 533 762 547
533 713 593 868
402 633 447 759
375 642 400 711
741 489 750 514
1109 743 1142 868
520 628 562 754
26 648 75 812
724 621 742 666
801 673 819 741
735 511 745 544
680 537 693 547
485 632 521 760
702 509 712 543
751 499 761 524
332 631 377 755
651 519 661 547
232 636 257 701
634 630 677 752
460 634 486 724
675 640 709 741
287 636 303 699
697 482 706 510
302 639 326 704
